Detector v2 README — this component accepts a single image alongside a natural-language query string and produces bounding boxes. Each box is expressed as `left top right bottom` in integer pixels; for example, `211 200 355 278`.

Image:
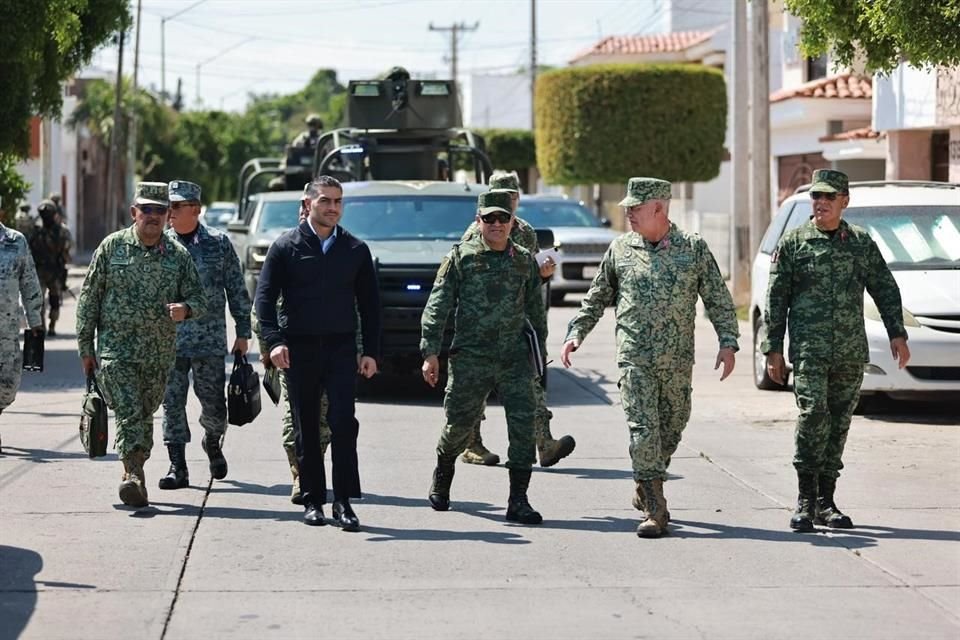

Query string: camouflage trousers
98 358 171 460
279 368 330 450
437 352 536 470
38 274 61 325
619 364 693 482
0 335 23 412
468 375 553 446
162 356 227 445
792 359 863 479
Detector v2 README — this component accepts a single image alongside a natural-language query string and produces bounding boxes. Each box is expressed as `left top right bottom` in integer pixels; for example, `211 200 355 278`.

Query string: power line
428 21 480 80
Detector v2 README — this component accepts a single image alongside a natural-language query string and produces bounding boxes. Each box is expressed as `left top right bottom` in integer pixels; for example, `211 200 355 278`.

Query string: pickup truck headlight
246 245 268 271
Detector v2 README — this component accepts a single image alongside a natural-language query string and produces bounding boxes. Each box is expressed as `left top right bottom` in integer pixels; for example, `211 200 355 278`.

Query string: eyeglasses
810 191 838 201
480 211 512 224
138 205 168 216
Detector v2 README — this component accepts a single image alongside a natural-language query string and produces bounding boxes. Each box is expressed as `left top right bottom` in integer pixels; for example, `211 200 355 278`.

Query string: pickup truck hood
366 239 458 266
551 227 622 245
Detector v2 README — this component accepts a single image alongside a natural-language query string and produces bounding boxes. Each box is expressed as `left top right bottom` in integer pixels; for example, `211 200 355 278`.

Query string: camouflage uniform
161 182 252 452
0 223 43 450
762 169 906 530
566 177 739 535
422 190 547 522
27 200 70 335
76 185 207 466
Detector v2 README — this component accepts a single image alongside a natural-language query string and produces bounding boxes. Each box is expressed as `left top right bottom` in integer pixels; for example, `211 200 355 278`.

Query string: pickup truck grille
377 265 452 356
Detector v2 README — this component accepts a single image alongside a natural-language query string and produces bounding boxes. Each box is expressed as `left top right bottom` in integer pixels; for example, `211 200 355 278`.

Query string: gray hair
304 175 343 198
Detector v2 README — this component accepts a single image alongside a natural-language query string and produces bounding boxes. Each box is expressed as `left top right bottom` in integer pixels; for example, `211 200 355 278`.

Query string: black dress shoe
332 500 360 532
303 504 326 526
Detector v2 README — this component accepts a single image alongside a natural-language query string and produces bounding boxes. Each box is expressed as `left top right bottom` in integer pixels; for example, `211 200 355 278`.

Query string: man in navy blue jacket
255 175 381 530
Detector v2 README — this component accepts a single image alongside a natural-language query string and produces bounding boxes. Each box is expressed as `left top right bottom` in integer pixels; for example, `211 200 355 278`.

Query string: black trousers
285 335 360 506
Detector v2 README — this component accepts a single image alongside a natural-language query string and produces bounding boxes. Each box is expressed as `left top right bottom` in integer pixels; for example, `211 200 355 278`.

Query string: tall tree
785 0 960 73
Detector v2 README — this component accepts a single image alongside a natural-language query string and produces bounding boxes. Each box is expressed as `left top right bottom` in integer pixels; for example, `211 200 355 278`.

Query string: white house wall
873 64 939 131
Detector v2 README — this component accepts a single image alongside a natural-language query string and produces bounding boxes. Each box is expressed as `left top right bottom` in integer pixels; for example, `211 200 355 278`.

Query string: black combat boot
505 468 543 525
158 443 189 490
428 456 456 511
815 475 854 528
202 434 228 480
789 471 818 532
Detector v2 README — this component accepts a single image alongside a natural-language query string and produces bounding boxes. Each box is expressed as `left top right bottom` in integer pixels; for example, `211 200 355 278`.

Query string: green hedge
475 128 536 171
534 64 727 185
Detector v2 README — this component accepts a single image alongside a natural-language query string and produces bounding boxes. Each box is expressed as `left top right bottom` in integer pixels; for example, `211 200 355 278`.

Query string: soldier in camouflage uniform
77 182 208 508
14 204 35 237
0 220 44 453
28 200 71 337
762 169 910 532
158 181 252 491
422 190 547 525
458 172 575 468
561 177 739 538
291 114 323 149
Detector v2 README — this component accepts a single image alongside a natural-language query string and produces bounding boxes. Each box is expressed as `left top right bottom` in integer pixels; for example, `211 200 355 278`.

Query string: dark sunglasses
480 211 513 224
139 205 168 216
810 191 838 201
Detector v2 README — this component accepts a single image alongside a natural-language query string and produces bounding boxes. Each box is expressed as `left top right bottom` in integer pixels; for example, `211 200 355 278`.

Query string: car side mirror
600 217 612 228
534 227 555 249
227 221 249 235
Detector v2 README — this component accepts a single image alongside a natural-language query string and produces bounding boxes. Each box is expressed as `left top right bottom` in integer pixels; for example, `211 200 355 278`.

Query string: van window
760 201 795 253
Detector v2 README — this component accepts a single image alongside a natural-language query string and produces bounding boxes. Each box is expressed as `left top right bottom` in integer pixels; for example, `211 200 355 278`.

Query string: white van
750 181 960 407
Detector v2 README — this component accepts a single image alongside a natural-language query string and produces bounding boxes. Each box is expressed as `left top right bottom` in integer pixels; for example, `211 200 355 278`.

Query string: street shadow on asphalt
668 519 878 548
18 347 85 393
0 446 115 463
0 545 43 640
859 400 959 426
535 467 635 480
360 524 530 544
123 501 305 522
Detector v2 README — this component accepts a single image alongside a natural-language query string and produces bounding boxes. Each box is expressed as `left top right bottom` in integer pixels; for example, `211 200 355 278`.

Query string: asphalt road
1 276 957 639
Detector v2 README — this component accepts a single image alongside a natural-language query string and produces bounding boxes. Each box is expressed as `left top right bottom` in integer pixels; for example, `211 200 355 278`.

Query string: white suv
750 181 960 406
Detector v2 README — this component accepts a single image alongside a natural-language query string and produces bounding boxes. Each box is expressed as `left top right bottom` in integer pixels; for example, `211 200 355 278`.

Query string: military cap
37 199 58 214
489 172 520 193
618 177 672 207
477 190 513 215
134 181 169 207
305 113 323 127
168 180 202 203
809 169 848 194
48 193 62 204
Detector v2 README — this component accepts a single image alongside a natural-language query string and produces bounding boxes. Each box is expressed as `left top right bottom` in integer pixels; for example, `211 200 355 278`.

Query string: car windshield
256 200 301 232
205 207 234 230
516 200 601 228
790 202 960 270
341 196 479 241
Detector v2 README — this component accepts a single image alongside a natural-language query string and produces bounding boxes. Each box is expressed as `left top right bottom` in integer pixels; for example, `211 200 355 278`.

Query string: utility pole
106 29 125 232
429 21 479 80
730 0 750 305
749 0 772 259
127 0 142 209
530 0 537 130
161 0 207 104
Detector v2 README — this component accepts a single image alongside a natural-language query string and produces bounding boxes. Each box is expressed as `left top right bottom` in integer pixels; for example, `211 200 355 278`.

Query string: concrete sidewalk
1 290 957 639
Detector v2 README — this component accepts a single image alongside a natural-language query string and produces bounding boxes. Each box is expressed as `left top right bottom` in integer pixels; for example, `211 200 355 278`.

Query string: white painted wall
873 64 939 131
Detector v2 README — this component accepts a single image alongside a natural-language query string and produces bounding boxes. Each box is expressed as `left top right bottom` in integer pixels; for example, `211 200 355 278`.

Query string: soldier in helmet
457 171 576 469
14 204 36 237
292 114 324 150
28 200 71 336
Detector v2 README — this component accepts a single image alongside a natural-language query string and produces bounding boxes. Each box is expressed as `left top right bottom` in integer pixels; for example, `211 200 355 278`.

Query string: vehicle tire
854 393 886 415
550 290 566 305
753 319 788 391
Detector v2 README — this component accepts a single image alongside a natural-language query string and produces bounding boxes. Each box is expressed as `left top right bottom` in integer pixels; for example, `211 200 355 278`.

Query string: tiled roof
819 127 883 142
770 73 872 103
570 30 714 63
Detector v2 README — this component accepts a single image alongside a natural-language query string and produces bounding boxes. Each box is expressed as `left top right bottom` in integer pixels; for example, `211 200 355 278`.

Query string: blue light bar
405 283 422 291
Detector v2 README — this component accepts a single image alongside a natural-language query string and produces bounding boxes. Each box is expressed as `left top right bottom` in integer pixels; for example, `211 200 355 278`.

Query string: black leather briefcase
79 374 109 458
228 352 261 426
